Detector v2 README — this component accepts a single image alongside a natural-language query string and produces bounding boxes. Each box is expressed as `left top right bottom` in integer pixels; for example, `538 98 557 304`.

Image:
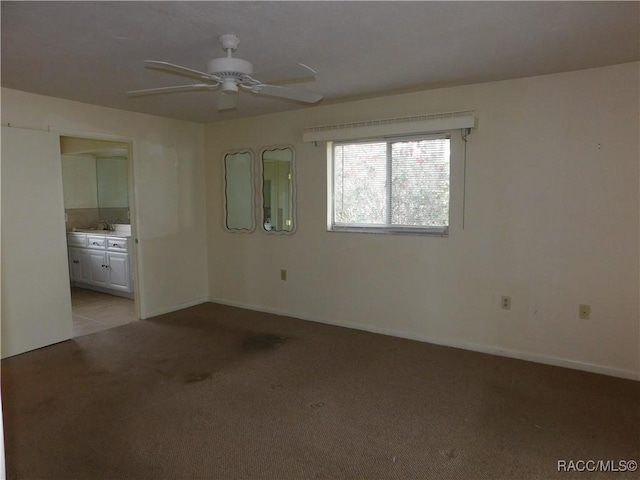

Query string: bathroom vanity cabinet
67 232 133 297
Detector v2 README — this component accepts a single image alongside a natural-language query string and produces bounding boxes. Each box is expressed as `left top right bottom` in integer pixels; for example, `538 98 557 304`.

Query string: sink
70 229 130 237
113 224 131 235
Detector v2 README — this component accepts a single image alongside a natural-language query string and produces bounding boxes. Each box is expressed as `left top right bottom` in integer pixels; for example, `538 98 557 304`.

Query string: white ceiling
2 1 638 124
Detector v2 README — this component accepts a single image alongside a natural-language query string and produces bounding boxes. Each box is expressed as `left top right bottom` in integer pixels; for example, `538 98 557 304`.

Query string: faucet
98 220 113 231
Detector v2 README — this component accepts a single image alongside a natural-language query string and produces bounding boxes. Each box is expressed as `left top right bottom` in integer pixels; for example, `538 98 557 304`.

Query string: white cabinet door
107 252 131 292
68 248 92 283
88 251 109 287
68 248 83 282
79 250 91 282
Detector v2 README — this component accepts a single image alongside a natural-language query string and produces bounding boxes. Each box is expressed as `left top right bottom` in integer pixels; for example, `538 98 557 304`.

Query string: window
329 134 450 235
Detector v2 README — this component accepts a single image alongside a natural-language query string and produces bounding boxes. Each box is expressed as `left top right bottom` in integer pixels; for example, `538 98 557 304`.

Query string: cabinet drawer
67 233 87 247
107 237 128 252
87 236 107 249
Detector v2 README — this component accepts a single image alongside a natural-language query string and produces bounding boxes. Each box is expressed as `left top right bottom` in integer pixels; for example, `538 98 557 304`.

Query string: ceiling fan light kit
127 34 323 112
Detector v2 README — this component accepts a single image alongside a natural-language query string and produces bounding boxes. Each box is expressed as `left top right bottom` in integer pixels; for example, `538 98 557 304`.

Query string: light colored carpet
2 302 638 479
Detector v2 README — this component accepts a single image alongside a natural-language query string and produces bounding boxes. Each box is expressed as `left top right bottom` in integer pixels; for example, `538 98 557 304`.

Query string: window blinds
332 135 450 231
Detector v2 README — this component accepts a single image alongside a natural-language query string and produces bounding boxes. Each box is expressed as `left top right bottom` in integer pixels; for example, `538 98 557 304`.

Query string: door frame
54 128 142 321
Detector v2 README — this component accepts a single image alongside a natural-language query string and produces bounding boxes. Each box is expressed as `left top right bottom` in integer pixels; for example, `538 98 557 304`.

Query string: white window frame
328 133 451 236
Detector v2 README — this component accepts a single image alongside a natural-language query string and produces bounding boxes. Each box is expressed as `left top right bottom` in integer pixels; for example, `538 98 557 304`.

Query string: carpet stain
184 373 211 384
242 333 286 352
441 448 457 459
310 402 324 409
154 368 173 379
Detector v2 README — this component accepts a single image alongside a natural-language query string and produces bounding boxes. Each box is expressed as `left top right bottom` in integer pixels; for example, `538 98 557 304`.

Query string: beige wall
1 88 209 325
205 63 640 379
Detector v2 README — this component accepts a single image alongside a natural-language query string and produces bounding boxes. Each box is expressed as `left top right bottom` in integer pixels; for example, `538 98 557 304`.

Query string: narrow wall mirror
223 150 255 232
261 146 296 233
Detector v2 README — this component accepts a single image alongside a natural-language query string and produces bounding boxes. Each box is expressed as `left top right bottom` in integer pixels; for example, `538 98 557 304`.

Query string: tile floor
71 287 137 337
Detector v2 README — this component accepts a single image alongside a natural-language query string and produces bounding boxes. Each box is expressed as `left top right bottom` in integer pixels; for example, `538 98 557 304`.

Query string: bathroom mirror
261 146 296 233
223 150 255 232
61 155 129 209
96 156 129 208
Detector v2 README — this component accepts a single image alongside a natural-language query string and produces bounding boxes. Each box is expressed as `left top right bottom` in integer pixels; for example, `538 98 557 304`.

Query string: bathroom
60 136 137 336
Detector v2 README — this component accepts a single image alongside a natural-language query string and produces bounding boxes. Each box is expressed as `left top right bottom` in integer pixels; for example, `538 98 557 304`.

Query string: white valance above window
302 110 476 142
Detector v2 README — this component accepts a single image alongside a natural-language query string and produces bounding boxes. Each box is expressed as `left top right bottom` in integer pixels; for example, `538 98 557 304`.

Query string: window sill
329 225 449 237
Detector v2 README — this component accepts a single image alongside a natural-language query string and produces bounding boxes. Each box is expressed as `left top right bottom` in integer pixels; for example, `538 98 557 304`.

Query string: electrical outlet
280 269 287 281
579 304 590 320
501 296 511 310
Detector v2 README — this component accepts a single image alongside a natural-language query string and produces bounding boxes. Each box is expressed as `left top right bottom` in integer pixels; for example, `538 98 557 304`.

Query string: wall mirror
223 150 255 232
61 155 129 208
96 156 129 208
60 135 131 229
261 146 296 233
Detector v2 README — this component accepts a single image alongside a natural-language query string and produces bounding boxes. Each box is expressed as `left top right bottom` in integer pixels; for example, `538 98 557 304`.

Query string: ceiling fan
127 34 323 111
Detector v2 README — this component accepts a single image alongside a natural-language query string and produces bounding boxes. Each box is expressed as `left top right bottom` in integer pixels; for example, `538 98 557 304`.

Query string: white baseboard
71 282 134 299
208 296 639 381
143 297 210 319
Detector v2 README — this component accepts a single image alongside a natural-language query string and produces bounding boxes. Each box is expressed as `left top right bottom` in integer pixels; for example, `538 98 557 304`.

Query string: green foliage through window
331 134 450 233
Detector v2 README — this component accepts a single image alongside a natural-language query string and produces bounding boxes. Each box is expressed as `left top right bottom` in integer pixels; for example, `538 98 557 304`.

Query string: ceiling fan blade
252 84 323 104
144 60 219 83
217 92 238 111
251 63 317 85
127 84 215 97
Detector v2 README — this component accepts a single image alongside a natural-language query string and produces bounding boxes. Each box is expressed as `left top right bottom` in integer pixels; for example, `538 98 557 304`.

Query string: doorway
59 135 138 336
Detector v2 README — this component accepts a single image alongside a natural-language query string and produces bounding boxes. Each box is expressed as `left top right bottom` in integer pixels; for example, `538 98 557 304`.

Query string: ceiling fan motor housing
207 57 253 93
207 57 253 75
